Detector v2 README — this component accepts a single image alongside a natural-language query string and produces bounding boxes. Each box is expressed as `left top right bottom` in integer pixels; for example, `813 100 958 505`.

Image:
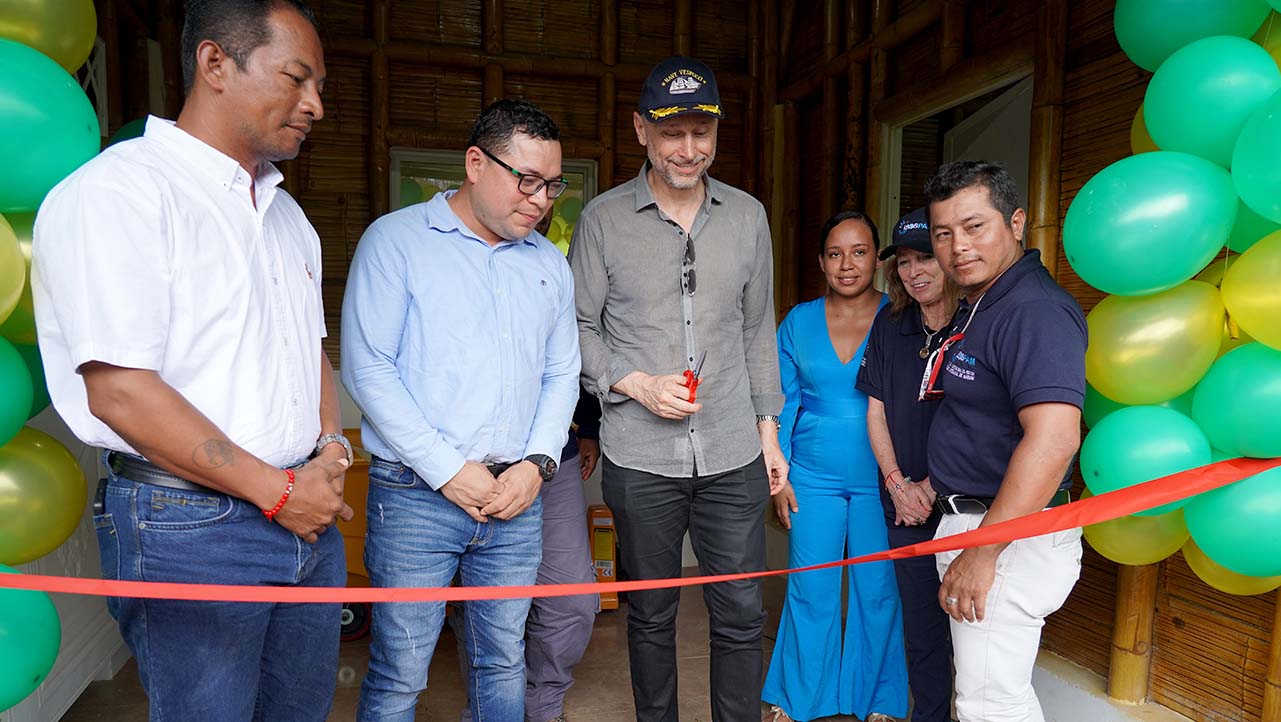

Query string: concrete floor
59 576 868 722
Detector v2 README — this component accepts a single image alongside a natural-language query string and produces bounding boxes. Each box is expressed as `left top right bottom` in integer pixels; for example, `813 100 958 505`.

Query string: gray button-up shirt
569 164 784 477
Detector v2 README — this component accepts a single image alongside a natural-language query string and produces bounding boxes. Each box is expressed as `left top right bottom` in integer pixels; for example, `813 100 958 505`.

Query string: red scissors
683 351 707 403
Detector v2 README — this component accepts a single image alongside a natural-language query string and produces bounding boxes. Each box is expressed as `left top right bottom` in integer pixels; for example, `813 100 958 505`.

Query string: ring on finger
945 596 959 606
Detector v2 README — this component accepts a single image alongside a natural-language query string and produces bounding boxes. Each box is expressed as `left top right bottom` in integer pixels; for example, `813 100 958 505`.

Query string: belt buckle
940 494 987 514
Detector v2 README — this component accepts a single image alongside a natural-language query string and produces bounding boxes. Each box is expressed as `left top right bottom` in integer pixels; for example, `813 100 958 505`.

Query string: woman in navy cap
855 207 961 722
762 211 908 722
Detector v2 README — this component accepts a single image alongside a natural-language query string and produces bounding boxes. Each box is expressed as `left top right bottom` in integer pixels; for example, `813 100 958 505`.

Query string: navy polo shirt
926 249 1087 498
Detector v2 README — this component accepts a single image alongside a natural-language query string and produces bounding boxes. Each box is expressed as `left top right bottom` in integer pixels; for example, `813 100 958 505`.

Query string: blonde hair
885 251 961 322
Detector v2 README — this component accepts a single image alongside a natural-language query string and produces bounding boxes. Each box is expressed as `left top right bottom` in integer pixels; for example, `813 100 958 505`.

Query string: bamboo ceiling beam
369 0 390 219
780 0 944 102
326 39 754 92
1107 563 1158 703
1263 588 1281 722
873 35 1033 127
1027 0 1067 279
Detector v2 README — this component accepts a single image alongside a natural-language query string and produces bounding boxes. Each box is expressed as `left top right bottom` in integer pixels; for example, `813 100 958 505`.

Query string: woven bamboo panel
967 0 1037 60
314 54 370 138
887 24 942 99
1153 553 1275 722
898 117 940 219
504 74 600 143
388 0 483 46
387 63 484 140
504 0 602 60
313 0 369 39
693 1 750 75
618 0 677 67
781 0 824 91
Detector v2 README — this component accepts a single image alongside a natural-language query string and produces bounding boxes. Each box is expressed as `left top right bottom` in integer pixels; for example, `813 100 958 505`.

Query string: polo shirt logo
946 350 977 382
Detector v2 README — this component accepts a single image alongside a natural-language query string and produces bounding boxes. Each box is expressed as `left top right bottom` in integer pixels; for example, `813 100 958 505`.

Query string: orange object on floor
588 504 619 610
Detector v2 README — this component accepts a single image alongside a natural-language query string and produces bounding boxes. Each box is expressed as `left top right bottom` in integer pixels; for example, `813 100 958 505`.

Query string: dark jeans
602 454 769 722
884 488 954 722
94 464 345 722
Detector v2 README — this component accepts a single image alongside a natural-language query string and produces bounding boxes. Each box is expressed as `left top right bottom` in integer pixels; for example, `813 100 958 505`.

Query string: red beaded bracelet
263 469 295 521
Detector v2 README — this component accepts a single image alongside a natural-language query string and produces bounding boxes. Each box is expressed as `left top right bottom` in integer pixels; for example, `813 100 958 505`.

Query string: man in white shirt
32 2 350 720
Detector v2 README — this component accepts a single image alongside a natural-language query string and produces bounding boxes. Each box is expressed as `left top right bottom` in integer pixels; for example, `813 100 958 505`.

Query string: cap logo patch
663 69 707 95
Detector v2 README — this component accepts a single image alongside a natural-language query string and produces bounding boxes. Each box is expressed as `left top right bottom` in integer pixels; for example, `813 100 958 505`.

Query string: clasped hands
441 460 542 522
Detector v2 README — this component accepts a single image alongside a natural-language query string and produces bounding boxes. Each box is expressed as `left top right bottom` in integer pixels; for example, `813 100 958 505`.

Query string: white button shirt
33 117 326 467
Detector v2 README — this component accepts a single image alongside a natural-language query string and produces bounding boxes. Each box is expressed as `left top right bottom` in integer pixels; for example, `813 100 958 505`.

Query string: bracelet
885 469 906 492
263 469 295 521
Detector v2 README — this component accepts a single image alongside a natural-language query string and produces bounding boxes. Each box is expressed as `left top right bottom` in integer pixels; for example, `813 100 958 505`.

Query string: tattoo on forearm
193 440 236 469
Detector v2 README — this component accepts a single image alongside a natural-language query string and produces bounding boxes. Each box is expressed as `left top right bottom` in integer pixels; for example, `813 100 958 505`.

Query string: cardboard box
588 504 619 610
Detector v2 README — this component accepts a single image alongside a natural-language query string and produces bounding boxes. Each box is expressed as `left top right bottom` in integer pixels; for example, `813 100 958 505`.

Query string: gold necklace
919 315 940 359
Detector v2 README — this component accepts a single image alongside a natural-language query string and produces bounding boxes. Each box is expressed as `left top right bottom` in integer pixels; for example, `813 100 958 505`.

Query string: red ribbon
2 457 1277 603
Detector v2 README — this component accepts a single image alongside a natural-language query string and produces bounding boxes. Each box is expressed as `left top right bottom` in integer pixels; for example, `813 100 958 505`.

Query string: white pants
934 513 1082 722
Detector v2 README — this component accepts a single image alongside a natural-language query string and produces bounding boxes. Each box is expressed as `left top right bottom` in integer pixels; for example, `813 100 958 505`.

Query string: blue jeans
356 458 543 722
94 459 345 722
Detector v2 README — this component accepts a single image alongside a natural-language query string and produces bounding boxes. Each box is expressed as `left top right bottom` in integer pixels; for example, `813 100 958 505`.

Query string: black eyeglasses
681 235 697 296
479 147 570 199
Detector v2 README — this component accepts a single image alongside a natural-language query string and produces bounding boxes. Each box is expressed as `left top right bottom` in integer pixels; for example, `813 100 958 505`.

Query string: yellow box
588 504 619 610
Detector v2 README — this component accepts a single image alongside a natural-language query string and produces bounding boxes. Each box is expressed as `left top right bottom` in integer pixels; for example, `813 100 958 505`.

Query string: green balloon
557 196 583 224
106 118 147 147
1185 465 1281 576
1191 342 1281 456
1080 405 1211 516
1084 384 1194 427
1228 198 1281 252
0 338 32 446
1063 152 1234 296
0 39 100 213
1114 0 1271 72
13 344 49 418
0 565 60 711
1144 36 1280 168
397 178 422 209
1232 88 1281 223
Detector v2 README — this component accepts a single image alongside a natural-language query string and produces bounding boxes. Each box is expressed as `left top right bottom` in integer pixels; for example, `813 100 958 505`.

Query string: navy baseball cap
637 56 725 122
880 207 932 260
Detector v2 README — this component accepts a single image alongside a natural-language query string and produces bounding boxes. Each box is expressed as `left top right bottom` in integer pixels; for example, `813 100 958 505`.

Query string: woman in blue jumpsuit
762 211 908 722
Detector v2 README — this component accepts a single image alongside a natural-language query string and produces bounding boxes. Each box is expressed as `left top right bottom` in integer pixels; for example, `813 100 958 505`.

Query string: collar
962 247 1043 311
630 161 724 213
423 190 537 248
143 116 283 194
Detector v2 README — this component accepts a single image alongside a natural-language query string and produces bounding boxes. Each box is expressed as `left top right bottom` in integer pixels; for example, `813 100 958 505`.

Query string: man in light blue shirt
341 99 581 722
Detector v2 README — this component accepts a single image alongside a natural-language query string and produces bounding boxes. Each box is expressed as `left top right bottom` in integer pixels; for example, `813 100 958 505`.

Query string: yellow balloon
1194 256 1257 355
0 213 35 346
1085 281 1224 404
1253 11 1281 73
0 427 87 565
1130 103 1160 155
1081 490 1188 565
1183 539 1281 596
0 215 21 327
0 0 98 72
1222 230 1281 350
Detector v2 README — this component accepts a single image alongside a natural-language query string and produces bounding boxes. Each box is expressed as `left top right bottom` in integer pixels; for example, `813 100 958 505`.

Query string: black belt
107 452 209 492
935 488 1071 515
486 462 516 476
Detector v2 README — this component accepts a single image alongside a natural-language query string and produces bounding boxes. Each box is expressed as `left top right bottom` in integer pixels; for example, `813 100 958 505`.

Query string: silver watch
756 414 781 428
316 433 353 466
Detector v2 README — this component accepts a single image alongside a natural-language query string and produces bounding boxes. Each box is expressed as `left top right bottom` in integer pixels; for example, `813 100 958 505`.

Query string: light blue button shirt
340 192 580 489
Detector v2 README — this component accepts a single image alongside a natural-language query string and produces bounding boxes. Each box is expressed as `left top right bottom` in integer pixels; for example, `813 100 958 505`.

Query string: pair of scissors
683 350 707 403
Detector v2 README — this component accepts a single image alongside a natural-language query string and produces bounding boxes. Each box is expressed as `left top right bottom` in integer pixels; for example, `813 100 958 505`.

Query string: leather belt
486 462 516 477
107 452 208 492
935 487 1071 515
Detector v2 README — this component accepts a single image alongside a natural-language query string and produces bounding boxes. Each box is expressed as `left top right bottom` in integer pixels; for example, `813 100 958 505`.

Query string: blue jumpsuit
762 296 908 721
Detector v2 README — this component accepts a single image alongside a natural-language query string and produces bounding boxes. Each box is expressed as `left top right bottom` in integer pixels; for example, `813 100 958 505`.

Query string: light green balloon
1228 198 1281 252
1232 88 1281 222
1144 36 1280 168
1063 151 1234 296
13 344 49 419
1185 465 1281 576
1080 405 1212 516
1114 0 1271 72
1084 384 1195 428
0 565 60 711
0 39 100 213
0 339 32 446
1191 342 1281 456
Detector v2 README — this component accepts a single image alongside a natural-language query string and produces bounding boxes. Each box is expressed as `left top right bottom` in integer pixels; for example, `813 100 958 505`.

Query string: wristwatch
316 433 354 466
524 453 558 481
756 414 781 427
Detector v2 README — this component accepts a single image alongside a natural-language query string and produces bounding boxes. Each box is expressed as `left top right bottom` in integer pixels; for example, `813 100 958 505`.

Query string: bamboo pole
675 0 693 56
1263 588 1281 721
780 100 800 312
1108 564 1159 703
780 0 943 102
743 0 761 196
369 0 390 220
760 0 780 312
843 0 866 210
482 0 503 56
1027 0 1067 279
819 0 841 221
98 0 124 133
154 2 182 118
864 0 890 229
600 0 619 189
483 63 504 107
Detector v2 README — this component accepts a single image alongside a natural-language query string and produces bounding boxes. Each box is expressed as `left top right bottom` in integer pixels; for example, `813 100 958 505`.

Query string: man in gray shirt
568 56 786 722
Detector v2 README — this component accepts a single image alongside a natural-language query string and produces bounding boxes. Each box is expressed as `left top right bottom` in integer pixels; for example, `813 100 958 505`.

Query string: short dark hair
468 99 561 154
923 160 1021 224
181 0 319 96
818 210 880 254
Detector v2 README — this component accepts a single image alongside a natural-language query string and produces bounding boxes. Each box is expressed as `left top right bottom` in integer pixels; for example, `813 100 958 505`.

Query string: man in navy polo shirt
923 160 1087 722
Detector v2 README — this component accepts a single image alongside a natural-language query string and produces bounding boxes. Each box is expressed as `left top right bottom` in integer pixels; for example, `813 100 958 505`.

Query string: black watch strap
524 453 558 481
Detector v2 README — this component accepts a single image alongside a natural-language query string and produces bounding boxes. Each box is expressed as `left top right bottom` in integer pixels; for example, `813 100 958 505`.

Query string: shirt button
689 428 695 434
